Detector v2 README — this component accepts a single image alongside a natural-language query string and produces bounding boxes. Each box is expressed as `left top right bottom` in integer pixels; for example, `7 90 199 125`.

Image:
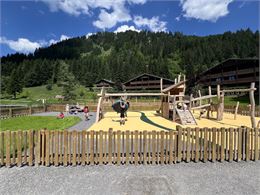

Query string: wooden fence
0 102 161 119
224 105 260 117
0 127 259 167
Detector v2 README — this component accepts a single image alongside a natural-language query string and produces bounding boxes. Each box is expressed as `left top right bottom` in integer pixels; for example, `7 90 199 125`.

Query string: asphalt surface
0 161 259 195
32 112 96 131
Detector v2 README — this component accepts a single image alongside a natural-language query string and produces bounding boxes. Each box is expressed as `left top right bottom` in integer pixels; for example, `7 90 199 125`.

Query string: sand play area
89 110 260 131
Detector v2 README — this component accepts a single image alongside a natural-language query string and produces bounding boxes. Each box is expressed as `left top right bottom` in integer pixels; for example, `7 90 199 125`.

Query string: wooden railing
0 127 259 167
0 103 161 119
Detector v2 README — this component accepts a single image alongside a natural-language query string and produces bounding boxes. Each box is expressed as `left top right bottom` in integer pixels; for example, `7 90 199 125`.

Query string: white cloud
180 0 234 22
1 34 71 53
40 0 90 16
175 16 181 22
49 34 70 45
40 0 147 29
85 32 94 39
114 25 140 33
133 16 167 32
60 34 70 41
93 3 131 29
0 37 42 53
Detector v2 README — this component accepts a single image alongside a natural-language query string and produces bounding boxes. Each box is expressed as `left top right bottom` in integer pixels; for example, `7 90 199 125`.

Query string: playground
89 110 260 131
93 74 259 131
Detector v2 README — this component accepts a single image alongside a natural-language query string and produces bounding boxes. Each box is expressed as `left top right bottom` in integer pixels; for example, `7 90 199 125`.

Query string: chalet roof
200 58 259 76
95 79 115 85
123 73 174 85
162 80 186 93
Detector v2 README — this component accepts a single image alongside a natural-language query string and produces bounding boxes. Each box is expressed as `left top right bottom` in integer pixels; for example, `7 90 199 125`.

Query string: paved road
32 112 96 131
0 161 259 195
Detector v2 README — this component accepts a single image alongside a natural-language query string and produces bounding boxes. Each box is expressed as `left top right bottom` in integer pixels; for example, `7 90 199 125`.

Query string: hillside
1 29 259 90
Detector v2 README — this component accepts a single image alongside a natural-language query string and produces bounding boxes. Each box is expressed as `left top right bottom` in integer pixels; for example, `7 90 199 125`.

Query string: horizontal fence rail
0 127 259 167
0 102 161 119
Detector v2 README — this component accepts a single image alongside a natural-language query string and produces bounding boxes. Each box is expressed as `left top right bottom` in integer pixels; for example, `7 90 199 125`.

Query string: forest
1 28 259 99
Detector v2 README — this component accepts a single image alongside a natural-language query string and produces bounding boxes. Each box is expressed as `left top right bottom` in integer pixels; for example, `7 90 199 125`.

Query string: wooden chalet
95 79 115 88
123 73 174 91
196 58 259 89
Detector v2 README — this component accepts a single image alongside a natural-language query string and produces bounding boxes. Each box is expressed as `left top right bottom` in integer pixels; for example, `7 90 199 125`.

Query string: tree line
1 28 259 99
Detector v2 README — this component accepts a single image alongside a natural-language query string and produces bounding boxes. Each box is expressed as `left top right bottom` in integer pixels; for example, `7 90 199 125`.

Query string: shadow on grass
138 111 174 131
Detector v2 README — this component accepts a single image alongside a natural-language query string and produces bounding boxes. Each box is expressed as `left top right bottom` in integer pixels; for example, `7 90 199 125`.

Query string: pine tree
6 69 23 99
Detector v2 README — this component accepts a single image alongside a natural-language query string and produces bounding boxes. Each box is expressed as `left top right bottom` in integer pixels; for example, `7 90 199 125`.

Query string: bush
79 90 85 97
46 84 53 91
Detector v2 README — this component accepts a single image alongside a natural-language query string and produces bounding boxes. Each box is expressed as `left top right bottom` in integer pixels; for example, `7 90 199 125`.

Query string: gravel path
32 112 96 131
0 161 259 195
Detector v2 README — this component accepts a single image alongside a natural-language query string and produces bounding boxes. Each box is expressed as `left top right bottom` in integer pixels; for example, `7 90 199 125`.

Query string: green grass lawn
1 84 98 106
0 116 81 131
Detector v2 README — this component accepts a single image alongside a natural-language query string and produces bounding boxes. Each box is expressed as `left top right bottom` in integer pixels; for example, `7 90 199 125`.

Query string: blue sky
0 0 259 56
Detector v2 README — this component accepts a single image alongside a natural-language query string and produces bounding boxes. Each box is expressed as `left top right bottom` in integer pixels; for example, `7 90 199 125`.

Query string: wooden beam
191 95 217 102
160 78 163 92
217 92 224 121
249 83 256 128
191 104 211 110
169 94 185 97
222 88 256 93
95 97 103 123
98 93 166 97
234 101 239 120
207 86 212 118
217 85 220 102
198 90 202 106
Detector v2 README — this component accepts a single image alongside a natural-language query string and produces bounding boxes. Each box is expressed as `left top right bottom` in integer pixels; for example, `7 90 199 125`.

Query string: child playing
57 112 64 119
83 106 89 121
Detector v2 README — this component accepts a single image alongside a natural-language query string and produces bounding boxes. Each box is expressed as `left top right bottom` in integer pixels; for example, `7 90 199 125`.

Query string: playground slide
176 109 197 125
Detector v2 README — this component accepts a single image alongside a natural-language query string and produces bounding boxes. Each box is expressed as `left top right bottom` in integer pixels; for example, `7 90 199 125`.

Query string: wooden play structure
96 74 257 128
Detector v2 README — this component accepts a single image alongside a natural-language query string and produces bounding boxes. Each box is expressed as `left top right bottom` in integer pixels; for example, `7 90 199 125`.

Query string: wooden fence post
160 131 165 164
203 128 208 162
152 131 156 164
108 128 113 164
17 131 22 167
177 126 182 162
35 131 40 166
81 130 86 165
9 108 13 118
143 131 147 165
5 131 11 167
195 127 200 162
134 130 139 165
246 128 250 161
72 131 77 166
255 128 259 161
22 131 27 165
220 128 225 162
125 130 130 165
29 106 32 115
212 128 217 162
186 128 191 162
169 131 174 164
0 132 4 167
237 128 242 161
45 131 50 166
229 128 234 162
117 131 121 165
90 130 94 165
11 131 16 166
62 130 67 166
28 130 34 166
55 131 59 166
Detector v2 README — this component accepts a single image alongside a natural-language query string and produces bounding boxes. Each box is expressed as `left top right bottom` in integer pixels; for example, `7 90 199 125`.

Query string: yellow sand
89 110 260 131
